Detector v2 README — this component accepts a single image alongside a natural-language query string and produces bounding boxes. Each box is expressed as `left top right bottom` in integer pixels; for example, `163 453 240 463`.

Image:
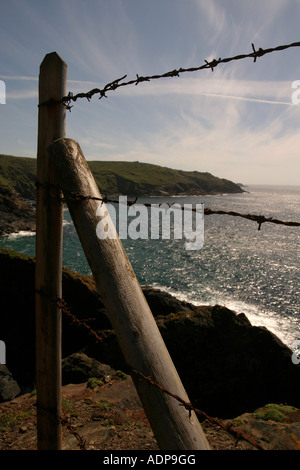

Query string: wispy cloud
6 89 37 100
194 0 228 48
110 75 295 107
0 75 38 81
1 71 296 107
199 92 294 107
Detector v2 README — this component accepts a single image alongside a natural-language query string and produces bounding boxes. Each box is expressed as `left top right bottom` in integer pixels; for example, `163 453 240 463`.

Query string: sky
1 0 300 185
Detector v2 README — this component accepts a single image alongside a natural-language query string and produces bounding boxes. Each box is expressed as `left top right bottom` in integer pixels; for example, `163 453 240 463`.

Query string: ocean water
1 185 299 349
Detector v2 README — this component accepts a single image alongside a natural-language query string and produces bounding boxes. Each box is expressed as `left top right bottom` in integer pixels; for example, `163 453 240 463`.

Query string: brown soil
1 377 299 451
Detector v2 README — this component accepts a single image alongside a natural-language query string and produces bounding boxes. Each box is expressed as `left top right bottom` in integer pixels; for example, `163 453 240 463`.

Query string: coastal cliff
0 186 35 236
0 154 244 201
0 154 245 235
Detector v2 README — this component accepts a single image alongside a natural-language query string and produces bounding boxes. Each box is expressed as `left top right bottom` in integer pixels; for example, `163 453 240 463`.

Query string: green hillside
0 154 244 200
0 155 37 199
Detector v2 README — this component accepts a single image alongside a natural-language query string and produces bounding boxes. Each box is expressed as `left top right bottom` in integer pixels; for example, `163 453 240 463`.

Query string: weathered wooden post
35 53 67 450
48 138 211 450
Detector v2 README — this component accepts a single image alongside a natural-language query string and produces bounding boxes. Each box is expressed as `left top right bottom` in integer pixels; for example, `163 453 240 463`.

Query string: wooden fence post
35 53 67 450
48 138 211 450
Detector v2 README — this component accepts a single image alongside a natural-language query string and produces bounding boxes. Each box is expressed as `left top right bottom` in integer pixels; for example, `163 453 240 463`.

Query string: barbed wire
50 289 266 450
37 40 300 232
64 190 300 231
131 369 265 450
38 40 300 110
35 181 300 230
36 287 104 342
55 296 104 343
203 208 300 231
37 275 289 450
59 408 87 450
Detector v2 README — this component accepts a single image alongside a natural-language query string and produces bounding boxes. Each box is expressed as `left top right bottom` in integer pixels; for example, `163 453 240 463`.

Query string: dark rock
0 248 109 388
62 352 115 385
0 249 37 388
0 365 21 402
223 404 300 450
0 186 35 236
155 306 300 418
141 285 196 316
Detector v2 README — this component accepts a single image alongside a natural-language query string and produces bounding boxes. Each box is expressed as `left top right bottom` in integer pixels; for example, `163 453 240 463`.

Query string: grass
254 404 298 422
94 400 112 410
114 370 128 381
0 409 34 433
87 377 104 389
0 154 244 200
0 154 37 199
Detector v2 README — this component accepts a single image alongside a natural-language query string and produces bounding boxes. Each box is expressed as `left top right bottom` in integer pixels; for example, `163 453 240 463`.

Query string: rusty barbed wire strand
38 40 300 109
55 296 104 343
60 408 87 450
36 288 103 342
203 208 300 231
35 180 300 230
131 369 265 450
65 190 300 231
35 290 269 449
33 400 87 450
35 288 268 449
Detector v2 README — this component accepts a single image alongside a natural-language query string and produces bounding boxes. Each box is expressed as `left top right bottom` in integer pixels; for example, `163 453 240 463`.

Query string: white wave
63 219 73 226
7 230 35 239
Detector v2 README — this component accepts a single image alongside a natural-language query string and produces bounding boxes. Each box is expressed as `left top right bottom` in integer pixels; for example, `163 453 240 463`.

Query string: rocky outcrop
222 404 300 450
0 186 35 236
155 307 300 418
0 365 21 402
0 248 299 418
62 352 115 385
141 286 197 315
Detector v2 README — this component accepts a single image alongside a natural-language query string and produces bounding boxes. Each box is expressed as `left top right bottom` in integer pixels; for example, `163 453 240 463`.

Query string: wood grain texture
35 52 67 450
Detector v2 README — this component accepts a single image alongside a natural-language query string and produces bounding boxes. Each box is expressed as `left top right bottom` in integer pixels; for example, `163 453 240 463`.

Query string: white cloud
2 70 296 107
0 75 38 81
107 74 295 107
6 89 37 100
194 0 228 46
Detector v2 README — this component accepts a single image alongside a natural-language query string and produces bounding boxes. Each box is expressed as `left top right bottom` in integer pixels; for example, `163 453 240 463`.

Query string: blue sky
1 0 300 185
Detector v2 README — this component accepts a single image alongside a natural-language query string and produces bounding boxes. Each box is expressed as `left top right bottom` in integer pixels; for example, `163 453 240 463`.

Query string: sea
1 184 299 350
